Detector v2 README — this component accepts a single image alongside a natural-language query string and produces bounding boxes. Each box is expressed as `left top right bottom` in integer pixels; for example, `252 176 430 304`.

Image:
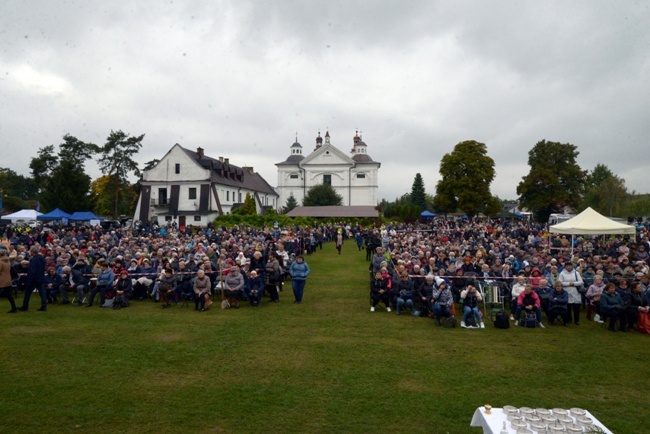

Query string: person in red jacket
514 284 545 328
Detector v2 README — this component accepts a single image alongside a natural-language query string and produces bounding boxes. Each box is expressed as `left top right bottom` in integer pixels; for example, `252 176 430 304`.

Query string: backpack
465 314 477 328
443 315 457 328
524 312 537 328
494 310 510 329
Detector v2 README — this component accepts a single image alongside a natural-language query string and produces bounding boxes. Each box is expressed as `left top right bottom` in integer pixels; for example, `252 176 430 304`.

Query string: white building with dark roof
275 131 380 209
133 144 278 227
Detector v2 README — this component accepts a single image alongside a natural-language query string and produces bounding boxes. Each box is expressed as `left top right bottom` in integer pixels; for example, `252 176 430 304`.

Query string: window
158 188 167 205
188 188 197 199
290 174 299 179
193 216 201 222
323 174 331 186
165 216 172 222
356 173 366 179
238 192 242 202
227 191 230 201
175 163 180 174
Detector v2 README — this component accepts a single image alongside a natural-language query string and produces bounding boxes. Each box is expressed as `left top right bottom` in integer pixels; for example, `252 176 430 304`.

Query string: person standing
19 245 47 312
559 261 584 325
336 230 343 255
0 247 18 313
289 255 310 304
264 252 281 302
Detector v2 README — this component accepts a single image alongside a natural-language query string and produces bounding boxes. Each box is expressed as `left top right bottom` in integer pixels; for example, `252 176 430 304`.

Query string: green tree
0 168 38 201
627 195 650 218
29 134 98 212
241 192 257 215
433 140 496 218
284 193 298 213
586 163 614 189
302 184 343 206
98 130 145 218
598 175 628 217
409 173 427 211
517 140 585 222
581 164 628 216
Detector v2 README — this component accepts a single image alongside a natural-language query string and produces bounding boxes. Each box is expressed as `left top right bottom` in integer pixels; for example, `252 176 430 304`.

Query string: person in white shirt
559 262 584 325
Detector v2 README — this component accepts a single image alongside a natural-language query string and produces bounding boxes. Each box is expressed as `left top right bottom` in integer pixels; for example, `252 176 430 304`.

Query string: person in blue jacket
289 255 310 304
547 282 569 326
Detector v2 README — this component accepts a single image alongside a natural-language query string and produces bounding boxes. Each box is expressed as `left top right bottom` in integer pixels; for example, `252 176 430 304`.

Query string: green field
1 242 648 433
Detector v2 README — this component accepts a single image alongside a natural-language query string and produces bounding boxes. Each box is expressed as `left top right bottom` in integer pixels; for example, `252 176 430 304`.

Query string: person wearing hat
335 229 343 255
289 255 310 304
113 269 132 309
0 246 18 313
559 261 584 325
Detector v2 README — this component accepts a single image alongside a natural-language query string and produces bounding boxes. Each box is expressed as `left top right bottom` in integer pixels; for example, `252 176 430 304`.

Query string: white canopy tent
2 209 43 222
549 207 635 260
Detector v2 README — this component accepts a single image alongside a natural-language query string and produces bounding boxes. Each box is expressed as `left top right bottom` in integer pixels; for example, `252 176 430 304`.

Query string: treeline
0 130 146 218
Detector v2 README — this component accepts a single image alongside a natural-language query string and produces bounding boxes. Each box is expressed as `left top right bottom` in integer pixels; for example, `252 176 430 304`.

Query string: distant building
133 144 278 227
275 131 380 209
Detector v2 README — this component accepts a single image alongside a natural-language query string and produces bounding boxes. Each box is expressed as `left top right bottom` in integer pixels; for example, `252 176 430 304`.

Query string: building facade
275 131 380 209
133 144 278 227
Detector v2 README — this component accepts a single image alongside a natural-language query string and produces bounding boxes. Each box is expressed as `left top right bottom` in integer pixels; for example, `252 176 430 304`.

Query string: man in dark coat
19 245 47 312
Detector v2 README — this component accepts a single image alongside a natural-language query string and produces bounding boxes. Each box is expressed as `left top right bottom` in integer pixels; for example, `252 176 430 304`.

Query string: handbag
638 312 650 335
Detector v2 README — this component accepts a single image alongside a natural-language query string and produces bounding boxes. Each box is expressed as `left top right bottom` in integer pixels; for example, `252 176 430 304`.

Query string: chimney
219 156 223 163
224 158 229 165
243 166 254 174
197 147 204 158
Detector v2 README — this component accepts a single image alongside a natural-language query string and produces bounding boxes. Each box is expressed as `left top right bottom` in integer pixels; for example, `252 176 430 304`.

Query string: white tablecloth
470 407 613 433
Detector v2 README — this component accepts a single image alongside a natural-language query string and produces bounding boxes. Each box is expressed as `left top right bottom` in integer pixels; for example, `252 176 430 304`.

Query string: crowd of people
0 220 322 314
363 219 650 332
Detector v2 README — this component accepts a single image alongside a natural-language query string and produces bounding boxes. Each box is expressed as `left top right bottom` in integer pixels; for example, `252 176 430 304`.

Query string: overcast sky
2 0 649 205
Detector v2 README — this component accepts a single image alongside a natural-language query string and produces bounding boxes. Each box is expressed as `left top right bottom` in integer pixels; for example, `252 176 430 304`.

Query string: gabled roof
178 146 278 197
299 142 355 166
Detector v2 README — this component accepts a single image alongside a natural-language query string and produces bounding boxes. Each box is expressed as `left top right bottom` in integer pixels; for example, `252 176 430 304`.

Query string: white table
470 406 613 433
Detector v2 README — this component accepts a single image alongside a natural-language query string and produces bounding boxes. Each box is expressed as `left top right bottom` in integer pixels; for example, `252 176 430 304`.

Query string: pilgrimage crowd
363 219 650 332
0 221 322 313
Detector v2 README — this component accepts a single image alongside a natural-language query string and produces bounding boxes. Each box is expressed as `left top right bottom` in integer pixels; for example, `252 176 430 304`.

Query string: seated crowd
0 220 327 312
363 219 650 332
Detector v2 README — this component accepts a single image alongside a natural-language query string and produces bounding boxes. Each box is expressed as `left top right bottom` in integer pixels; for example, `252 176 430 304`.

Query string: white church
275 131 381 209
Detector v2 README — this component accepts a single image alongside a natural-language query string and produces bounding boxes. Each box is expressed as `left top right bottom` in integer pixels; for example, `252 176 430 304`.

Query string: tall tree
29 134 98 212
581 163 628 216
302 184 343 206
433 140 496 218
517 140 585 222
98 130 145 218
284 193 298 213
410 173 427 211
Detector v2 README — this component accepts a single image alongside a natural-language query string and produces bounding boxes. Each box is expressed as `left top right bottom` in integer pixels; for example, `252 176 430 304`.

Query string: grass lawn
1 242 649 433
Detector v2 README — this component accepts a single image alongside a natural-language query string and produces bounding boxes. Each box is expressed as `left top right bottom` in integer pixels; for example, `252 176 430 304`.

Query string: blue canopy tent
37 208 71 221
68 211 104 221
420 210 436 219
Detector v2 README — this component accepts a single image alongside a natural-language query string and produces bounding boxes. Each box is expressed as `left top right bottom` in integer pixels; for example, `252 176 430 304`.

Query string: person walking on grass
18 245 47 312
289 255 310 304
336 229 343 255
